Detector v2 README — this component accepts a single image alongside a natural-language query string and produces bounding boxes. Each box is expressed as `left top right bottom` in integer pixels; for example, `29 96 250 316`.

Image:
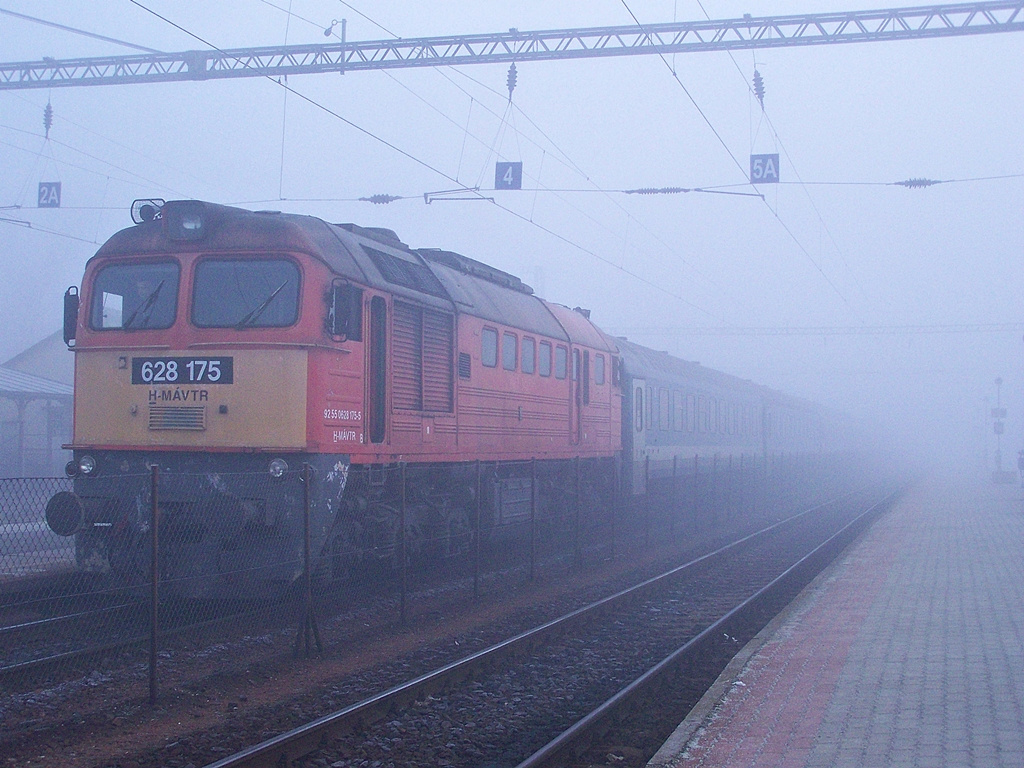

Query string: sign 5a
749 154 780 184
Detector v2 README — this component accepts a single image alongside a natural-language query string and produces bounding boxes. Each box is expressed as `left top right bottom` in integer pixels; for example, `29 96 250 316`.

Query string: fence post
610 455 619 562
474 460 481 599
692 453 699 525
671 455 678 538
728 454 734 519
399 462 407 624
294 463 322 658
574 457 582 570
644 454 650 547
712 453 719 525
529 458 536 581
149 464 159 706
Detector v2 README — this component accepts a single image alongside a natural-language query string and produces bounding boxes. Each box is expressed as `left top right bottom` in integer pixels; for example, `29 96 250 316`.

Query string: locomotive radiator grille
149 405 206 430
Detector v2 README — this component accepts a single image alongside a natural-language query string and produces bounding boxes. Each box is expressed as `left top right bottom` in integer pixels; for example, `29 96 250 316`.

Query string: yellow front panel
73 349 308 449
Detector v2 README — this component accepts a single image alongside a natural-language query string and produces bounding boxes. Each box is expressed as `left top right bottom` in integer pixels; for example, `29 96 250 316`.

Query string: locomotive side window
539 342 552 377
582 351 590 405
595 355 605 385
482 328 498 367
673 390 683 431
522 337 536 374
90 261 180 331
555 346 568 379
659 388 669 431
193 258 300 328
635 387 643 432
503 332 517 371
687 394 696 432
647 386 654 430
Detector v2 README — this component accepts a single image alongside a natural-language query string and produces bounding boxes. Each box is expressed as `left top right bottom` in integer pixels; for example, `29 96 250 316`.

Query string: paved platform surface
649 481 1024 768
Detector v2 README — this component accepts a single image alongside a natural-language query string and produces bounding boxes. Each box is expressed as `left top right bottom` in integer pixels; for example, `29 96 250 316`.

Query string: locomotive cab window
193 258 300 328
90 261 180 331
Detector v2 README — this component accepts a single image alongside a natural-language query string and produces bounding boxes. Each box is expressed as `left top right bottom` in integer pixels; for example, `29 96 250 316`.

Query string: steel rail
1 3 1021 89
514 489 900 768
204 485 878 768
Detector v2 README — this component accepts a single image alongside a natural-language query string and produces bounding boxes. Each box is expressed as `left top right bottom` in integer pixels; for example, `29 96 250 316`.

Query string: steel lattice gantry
1 1 1022 90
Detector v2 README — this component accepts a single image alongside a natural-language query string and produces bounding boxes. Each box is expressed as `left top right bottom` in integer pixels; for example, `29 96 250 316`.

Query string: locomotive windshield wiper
122 279 165 330
234 279 289 329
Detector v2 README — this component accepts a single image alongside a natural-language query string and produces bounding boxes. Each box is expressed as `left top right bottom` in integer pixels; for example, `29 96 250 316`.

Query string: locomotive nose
45 491 86 537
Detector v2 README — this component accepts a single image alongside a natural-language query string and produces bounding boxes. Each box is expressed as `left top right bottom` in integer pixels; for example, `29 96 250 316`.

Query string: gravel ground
1 485 859 768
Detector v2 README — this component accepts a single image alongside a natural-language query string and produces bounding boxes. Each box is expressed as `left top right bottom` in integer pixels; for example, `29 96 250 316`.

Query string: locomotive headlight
78 455 97 475
268 458 289 479
164 200 207 241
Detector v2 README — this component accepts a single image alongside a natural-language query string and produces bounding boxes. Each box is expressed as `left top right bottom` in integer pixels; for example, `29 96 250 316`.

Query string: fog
1 1 1021 477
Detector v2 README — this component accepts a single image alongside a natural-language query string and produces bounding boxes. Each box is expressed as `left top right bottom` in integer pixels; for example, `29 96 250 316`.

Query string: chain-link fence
0 452 869 723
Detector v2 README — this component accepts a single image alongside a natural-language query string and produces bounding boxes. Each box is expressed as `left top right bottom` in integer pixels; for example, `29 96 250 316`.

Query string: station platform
649 480 1024 768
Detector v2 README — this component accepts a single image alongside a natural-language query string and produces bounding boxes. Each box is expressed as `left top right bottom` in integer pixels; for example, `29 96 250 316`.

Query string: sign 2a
749 154 780 184
38 182 62 208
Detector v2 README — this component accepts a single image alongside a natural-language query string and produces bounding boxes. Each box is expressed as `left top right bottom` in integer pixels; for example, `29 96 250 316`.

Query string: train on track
43 199 855 597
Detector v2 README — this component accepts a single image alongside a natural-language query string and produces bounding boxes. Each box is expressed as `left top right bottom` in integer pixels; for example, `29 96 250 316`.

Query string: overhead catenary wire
126 0 727 324
619 0 860 320
309 2 740 304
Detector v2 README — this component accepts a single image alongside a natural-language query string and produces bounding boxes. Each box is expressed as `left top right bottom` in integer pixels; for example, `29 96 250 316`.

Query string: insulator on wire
895 178 940 189
360 194 401 204
752 70 765 110
506 62 517 101
43 101 54 138
624 187 691 195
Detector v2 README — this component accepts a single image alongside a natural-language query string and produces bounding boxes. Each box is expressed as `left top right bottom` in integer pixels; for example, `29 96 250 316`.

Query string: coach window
659 388 669 431
482 328 498 367
91 261 180 330
687 394 696 432
503 332 517 371
635 387 644 432
595 354 605 385
193 258 300 328
673 391 683 431
539 341 552 376
555 346 568 379
647 386 654 430
522 337 536 374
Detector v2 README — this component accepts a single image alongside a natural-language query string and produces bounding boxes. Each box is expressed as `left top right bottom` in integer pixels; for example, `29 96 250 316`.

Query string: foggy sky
1 1 1022 475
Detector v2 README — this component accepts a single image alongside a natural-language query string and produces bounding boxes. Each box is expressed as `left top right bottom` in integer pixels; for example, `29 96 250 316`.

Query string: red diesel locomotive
46 200 622 596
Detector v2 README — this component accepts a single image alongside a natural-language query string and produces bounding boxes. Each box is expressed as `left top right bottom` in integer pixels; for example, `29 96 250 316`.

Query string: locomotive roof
96 201 616 350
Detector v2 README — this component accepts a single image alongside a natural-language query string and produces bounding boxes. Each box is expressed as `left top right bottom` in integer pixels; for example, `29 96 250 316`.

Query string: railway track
204 486 898 768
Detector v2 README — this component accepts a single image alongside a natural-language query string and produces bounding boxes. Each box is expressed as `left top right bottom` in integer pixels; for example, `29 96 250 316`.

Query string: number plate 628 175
131 357 233 385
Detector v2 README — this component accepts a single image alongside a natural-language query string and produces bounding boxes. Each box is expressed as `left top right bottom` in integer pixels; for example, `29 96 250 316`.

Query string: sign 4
494 161 523 190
